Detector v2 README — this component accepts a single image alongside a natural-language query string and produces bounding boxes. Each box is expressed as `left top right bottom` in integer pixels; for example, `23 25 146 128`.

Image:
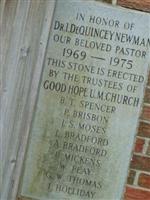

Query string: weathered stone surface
19 0 150 200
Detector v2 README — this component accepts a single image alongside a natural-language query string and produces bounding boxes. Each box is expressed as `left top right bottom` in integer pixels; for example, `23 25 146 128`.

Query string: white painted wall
1 1 55 199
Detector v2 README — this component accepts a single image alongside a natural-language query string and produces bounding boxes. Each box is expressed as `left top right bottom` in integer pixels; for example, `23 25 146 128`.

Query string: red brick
144 88 150 104
124 186 150 200
138 173 150 189
118 0 150 12
140 106 150 121
130 155 150 172
134 138 145 153
127 170 136 185
138 122 150 138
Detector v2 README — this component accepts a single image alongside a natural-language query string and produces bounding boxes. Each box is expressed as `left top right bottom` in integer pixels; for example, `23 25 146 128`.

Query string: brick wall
123 75 150 200
117 1 150 199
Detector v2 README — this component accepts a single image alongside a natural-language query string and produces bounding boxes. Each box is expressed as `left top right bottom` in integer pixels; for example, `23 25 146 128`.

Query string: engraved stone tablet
19 0 150 199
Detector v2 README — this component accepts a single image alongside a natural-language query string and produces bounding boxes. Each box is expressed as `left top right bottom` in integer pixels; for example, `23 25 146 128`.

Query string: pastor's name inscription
20 1 150 200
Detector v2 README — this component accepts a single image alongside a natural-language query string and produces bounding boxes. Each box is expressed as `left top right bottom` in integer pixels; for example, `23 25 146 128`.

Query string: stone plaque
19 0 150 199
